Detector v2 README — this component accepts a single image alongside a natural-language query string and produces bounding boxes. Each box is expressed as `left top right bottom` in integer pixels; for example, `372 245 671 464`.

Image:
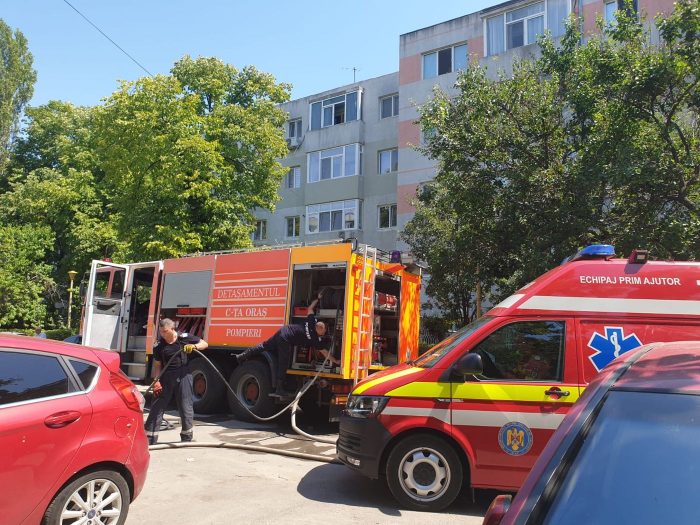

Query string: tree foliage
0 224 54 327
1 52 291 327
404 0 700 323
95 57 291 260
0 19 36 177
1 102 116 281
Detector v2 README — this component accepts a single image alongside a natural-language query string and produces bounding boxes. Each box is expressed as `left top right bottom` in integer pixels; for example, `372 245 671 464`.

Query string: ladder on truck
352 245 377 385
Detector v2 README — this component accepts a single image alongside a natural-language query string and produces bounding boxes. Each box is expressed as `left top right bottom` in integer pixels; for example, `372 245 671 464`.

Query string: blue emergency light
563 244 616 264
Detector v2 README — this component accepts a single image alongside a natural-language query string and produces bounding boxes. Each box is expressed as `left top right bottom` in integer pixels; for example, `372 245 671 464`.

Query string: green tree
405 0 700 316
539 1 700 258
0 19 36 177
2 101 116 281
95 56 291 260
0 224 54 327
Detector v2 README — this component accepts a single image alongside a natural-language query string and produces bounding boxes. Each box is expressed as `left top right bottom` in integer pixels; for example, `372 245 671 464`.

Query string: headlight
345 395 389 418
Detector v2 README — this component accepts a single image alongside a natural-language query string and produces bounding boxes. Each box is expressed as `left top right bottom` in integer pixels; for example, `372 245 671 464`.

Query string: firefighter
236 290 332 397
145 318 208 445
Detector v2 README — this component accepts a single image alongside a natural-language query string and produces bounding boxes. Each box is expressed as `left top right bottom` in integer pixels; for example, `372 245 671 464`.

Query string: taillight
109 372 145 412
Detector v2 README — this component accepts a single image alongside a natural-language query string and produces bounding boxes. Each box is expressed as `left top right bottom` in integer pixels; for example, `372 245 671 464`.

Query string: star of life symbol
587 327 642 371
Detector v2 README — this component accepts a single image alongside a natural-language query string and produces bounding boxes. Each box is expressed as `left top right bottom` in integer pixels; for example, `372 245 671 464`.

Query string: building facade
254 0 676 253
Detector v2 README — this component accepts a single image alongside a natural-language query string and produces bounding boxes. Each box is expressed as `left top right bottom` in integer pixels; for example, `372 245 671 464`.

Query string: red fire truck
80 241 422 420
336 245 700 511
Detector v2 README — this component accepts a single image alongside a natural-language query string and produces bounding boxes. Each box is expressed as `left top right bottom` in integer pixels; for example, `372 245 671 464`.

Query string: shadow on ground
297 463 497 518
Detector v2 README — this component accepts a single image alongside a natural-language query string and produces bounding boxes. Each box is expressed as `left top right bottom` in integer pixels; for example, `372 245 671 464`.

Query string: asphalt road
126 414 492 524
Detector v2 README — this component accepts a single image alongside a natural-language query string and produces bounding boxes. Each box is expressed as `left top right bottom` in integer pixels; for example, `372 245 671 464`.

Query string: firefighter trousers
237 332 292 388
145 370 194 445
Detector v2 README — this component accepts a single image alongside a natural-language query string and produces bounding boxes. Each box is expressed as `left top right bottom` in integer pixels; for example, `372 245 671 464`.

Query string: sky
3 0 498 108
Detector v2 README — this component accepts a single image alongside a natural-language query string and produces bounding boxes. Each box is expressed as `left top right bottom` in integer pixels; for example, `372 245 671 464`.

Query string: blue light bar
567 244 615 263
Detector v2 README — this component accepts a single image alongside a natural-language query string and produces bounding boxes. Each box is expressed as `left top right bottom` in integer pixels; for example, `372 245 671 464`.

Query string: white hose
191 349 338 444
149 441 339 463
291 398 338 445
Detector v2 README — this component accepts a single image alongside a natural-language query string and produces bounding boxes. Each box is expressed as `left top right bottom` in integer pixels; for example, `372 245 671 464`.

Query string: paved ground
127 412 492 524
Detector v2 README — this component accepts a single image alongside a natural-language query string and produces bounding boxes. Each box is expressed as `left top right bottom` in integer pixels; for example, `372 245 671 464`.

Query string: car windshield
542 390 700 524
412 316 494 368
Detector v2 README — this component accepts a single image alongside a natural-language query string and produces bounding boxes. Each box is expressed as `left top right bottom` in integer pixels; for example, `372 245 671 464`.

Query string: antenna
342 66 360 83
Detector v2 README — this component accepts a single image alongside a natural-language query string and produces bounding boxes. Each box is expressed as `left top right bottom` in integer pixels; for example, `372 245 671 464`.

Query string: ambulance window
472 321 565 381
414 316 494 368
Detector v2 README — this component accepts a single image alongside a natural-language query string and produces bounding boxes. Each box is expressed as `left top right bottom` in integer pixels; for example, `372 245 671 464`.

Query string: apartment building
254 0 676 253
252 73 401 252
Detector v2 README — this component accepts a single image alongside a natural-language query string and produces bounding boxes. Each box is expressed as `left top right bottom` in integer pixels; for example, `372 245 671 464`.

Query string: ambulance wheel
227 360 276 421
190 358 225 414
386 434 463 512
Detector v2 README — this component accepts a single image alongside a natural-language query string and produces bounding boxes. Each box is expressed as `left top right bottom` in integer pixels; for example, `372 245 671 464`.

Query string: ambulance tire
386 434 463 512
190 358 226 414
227 360 276 421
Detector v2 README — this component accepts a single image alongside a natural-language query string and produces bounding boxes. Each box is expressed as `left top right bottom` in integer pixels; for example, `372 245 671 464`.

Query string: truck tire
190 358 226 414
385 434 464 512
227 360 277 421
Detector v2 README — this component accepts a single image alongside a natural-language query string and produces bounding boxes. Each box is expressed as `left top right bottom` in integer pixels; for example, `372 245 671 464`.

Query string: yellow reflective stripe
353 367 423 395
386 382 451 398
386 382 580 404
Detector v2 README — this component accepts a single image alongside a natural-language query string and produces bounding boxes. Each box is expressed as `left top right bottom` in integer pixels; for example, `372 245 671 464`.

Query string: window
507 2 545 50
288 119 302 139
110 270 125 299
472 320 565 381
542 392 700 524
423 44 468 79
0 351 73 406
487 0 569 56
380 94 399 119
310 91 360 130
378 148 398 174
307 144 360 183
306 200 361 234
604 1 618 24
286 216 300 238
421 126 437 145
378 204 397 229
487 14 506 56
252 220 267 241
548 0 569 37
286 166 301 189
68 359 98 390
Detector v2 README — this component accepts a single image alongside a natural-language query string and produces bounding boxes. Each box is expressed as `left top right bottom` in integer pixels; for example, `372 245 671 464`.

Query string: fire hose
144 347 339 458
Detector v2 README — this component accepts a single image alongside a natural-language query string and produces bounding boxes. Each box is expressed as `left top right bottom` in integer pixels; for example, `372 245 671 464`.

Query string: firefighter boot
270 379 294 399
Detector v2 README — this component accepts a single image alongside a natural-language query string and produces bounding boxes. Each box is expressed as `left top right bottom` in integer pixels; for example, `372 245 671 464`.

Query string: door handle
44 411 82 428
544 388 570 398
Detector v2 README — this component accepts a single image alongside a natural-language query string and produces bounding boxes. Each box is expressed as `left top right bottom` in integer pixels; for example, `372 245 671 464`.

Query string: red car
483 341 700 525
0 334 149 525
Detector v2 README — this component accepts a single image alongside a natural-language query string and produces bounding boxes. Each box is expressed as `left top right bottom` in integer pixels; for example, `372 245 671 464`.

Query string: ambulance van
337 245 700 511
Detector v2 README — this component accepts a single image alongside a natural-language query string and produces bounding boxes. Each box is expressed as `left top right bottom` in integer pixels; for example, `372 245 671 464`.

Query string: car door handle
544 388 570 397
44 411 82 428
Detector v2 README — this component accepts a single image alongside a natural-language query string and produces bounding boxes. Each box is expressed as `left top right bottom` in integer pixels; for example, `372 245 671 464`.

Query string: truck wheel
385 434 463 512
190 358 225 414
227 360 276 421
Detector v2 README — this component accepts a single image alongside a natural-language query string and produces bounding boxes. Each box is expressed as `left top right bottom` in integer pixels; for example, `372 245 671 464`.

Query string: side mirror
482 494 512 525
453 352 483 376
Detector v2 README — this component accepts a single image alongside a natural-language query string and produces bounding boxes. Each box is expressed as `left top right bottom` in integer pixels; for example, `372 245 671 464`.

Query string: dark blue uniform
145 333 201 444
238 314 330 393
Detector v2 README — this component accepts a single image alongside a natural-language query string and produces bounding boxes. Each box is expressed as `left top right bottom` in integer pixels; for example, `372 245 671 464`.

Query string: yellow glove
183 344 196 354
